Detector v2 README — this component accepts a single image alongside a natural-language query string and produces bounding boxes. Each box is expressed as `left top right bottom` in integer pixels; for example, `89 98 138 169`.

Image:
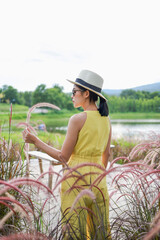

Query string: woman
23 69 112 239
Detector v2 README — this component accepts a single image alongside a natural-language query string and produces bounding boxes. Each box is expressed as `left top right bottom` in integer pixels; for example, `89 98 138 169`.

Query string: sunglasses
72 89 84 96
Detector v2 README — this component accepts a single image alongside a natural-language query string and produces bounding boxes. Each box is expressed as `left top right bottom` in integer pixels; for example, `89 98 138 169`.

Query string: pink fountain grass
0 190 33 230
0 113 30 235
70 189 96 212
37 165 61 183
66 171 101 191
0 102 62 237
0 201 16 214
109 155 160 239
0 232 48 240
109 156 131 168
0 196 31 217
141 168 160 239
92 161 152 188
149 193 160 208
16 122 38 176
0 176 60 236
0 158 158 238
0 135 24 180
17 122 37 136
143 211 160 240
52 162 107 192
26 102 60 124
73 205 97 218
129 139 160 168
23 102 60 176
0 178 55 200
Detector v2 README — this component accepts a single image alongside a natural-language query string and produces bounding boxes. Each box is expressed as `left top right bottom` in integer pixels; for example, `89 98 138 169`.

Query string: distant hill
103 82 160 96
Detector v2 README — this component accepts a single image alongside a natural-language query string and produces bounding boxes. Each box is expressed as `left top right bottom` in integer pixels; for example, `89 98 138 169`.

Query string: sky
0 0 160 93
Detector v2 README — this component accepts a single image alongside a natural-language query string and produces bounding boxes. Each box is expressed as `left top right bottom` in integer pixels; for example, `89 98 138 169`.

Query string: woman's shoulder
69 112 87 131
70 112 87 122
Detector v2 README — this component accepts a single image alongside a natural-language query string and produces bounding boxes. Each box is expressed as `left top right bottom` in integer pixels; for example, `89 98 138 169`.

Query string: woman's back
68 110 110 166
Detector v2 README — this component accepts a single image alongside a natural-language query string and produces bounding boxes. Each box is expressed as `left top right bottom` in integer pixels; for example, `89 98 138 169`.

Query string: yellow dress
61 111 111 239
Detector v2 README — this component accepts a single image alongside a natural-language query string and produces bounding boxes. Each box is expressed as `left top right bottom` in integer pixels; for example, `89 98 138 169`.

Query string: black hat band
75 78 101 93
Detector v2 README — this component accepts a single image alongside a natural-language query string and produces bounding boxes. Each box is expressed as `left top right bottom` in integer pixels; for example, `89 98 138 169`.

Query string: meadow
1 103 160 134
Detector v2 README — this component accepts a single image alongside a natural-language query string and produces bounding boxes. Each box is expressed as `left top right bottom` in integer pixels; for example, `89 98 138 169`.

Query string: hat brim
67 79 107 101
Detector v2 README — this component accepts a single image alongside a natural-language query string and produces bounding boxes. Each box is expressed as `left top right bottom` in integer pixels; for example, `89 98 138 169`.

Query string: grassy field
0 103 160 134
0 103 28 113
1 103 160 119
110 112 160 119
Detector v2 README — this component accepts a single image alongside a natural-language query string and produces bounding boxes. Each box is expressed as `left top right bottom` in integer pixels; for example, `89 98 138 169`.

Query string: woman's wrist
33 135 39 146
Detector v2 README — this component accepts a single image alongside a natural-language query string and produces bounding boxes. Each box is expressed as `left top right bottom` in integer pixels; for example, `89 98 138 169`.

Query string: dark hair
98 97 109 116
76 85 109 117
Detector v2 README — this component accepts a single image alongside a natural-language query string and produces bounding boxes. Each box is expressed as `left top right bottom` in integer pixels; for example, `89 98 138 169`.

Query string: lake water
111 120 160 140
55 119 160 141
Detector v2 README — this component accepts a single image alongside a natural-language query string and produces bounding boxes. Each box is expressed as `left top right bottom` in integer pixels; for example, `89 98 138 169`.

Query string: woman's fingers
22 128 37 144
23 129 31 142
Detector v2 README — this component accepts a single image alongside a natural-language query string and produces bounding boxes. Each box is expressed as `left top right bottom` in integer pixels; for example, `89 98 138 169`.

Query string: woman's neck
83 102 97 111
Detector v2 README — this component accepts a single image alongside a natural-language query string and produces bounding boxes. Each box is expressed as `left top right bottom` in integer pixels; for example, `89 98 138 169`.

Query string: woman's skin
23 85 111 167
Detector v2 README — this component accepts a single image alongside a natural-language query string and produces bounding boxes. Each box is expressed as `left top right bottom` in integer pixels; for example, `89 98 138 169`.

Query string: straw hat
67 69 107 101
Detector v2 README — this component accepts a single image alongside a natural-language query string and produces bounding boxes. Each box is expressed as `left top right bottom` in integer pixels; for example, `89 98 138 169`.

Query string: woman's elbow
58 152 69 164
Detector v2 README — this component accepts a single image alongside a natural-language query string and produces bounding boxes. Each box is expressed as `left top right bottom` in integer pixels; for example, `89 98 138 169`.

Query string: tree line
0 84 74 110
108 89 160 113
0 84 160 112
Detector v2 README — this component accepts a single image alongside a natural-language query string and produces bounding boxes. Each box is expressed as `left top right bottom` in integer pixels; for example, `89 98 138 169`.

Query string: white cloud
0 0 160 92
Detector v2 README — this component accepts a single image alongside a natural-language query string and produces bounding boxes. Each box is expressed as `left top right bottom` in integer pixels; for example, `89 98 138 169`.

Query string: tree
23 91 32 107
20 91 33 107
120 89 136 99
45 87 73 109
150 91 160 99
3 85 19 104
52 84 64 93
32 84 47 104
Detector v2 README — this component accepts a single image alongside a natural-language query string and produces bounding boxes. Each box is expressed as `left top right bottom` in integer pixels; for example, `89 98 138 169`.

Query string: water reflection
111 119 160 123
111 119 160 140
111 123 160 140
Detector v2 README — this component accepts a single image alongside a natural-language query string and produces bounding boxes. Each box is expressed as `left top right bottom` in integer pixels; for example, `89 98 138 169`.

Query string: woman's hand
23 128 62 162
22 128 37 144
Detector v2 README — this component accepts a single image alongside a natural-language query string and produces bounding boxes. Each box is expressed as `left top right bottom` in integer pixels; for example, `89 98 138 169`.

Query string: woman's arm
102 124 112 168
23 114 85 163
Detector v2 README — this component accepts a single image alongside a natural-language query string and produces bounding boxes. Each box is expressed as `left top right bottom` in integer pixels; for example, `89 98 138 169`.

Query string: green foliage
32 84 47 104
110 112 160 119
112 138 137 162
103 89 160 113
0 103 29 112
1 84 160 112
108 95 160 113
20 91 33 107
0 104 28 125
120 89 138 99
2 85 20 104
32 84 74 110
120 89 160 99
